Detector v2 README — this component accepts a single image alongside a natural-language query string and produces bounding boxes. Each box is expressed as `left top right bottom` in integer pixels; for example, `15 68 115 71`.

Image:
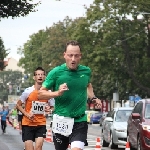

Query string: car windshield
115 110 132 122
145 104 150 119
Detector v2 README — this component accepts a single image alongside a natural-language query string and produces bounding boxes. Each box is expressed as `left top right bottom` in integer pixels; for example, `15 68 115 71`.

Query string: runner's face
34 70 45 84
64 45 82 70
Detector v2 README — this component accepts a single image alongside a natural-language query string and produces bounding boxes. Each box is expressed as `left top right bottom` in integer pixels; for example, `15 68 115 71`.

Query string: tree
0 37 9 71
18 16 74 75
17 0 150 99
0 70 22 102
0 0 40 20
83 0 150 97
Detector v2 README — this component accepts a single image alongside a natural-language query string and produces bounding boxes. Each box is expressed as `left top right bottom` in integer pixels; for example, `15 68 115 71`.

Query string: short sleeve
48 98 55 106
20 86 34 103
42 68 57 89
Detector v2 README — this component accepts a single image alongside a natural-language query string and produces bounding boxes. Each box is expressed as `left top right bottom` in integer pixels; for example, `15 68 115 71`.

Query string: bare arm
87 83 102 108
38 90 60 100
16 100 26 115
87 83 95 99
16 100 34 120
38 83 69 100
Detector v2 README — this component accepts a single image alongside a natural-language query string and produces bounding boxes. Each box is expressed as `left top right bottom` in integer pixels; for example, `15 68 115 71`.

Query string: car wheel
102 139 109 147
110 133 118 149
137 136 142 150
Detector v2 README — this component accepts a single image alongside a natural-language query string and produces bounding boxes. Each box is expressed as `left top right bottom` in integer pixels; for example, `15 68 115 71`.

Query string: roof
137 98 150 103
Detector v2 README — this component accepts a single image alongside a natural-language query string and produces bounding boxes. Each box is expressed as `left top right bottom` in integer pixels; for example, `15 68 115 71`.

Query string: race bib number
52 114 74 137
31 101 46 114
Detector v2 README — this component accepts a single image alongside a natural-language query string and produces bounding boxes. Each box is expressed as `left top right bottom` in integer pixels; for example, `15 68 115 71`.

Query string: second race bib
31 101 46 114
52 114 74 137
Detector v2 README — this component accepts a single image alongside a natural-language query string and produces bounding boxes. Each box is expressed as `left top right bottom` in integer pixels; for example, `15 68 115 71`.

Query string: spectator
0 106 9 134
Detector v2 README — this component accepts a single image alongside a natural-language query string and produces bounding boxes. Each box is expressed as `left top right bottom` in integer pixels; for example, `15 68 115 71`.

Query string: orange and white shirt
20 86 55 126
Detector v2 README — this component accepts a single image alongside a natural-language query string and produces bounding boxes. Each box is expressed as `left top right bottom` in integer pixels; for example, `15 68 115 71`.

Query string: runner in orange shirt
16 67 55 150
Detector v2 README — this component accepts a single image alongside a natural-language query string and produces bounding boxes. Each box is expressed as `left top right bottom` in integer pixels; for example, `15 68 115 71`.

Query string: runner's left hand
92 98 102 108
45 105 50 113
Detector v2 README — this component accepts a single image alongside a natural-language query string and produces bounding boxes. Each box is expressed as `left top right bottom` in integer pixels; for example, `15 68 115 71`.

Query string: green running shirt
42 63 91 122
11 109 17 116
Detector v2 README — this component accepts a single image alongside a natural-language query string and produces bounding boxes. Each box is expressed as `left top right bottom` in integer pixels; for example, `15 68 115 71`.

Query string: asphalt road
87 123 125 150
0 124 54 150
0 119 125 150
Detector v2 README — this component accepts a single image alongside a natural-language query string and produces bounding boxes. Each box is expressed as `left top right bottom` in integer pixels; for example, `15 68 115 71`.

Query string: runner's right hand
25 111 34 120
58 83 69 96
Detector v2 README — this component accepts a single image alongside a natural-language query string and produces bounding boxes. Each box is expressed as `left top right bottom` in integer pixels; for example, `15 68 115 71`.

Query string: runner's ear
33 76 35 80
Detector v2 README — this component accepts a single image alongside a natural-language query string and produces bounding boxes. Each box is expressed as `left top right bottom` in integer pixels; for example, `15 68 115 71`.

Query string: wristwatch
89 96 97 103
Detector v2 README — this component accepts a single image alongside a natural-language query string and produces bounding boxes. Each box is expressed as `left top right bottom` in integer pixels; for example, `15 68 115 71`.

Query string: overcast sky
0 0 94 61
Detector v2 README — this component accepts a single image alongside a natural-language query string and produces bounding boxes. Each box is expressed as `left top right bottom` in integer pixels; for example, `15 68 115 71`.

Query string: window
132 102 143 115
145 104 150 119
115 110 132 122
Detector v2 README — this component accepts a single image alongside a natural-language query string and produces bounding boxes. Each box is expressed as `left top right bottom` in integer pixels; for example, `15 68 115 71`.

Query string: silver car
99 112 108 126
102 107 133 149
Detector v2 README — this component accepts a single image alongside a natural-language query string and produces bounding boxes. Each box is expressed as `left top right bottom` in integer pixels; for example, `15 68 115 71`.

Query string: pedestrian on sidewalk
16 67 55 150
38 40 102 150
0 106 9 134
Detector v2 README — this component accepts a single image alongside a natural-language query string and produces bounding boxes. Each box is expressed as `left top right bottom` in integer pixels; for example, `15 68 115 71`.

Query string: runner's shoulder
47 64 66 75
23 86 34 93
52 64 66 71
78 65 91 72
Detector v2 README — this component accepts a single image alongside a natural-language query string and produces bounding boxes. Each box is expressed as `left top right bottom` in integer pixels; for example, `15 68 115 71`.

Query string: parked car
102 107 133 149
101 108 118 131
99 112 108 126
100 111 115 127
127 99 150 150
89 112 102 124
85 110 98 123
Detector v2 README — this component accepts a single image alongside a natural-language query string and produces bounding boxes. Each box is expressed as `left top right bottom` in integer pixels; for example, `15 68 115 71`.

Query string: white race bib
31 101 46 114
52 114 74 137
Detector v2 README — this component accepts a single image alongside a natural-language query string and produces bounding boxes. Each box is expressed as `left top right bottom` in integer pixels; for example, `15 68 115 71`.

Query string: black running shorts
18 114 23 122
53 121 88 150
22 125 47 142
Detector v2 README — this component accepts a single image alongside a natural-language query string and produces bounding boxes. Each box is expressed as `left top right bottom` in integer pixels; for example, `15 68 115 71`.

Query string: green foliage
0 0 40 20
18 17 74 75
0 70 22 102
0 37 9 71
17 0 150 99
